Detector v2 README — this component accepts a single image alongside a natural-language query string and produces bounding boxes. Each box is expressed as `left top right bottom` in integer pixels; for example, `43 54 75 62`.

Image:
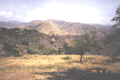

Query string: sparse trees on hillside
111 5 120 29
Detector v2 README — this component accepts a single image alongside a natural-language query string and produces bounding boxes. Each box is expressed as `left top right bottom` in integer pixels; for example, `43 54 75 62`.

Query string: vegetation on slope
0 27 60 57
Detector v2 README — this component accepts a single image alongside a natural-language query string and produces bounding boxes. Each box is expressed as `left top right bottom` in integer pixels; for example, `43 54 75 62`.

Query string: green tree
58 48 64 54
70 31 98 62
63 42 73 54
111 5 120 29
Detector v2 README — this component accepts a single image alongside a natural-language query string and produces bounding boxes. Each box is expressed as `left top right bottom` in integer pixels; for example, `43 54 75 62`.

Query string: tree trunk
80 55 83 62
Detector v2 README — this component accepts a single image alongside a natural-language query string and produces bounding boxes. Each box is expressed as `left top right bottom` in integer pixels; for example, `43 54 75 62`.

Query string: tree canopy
63 30 99 62
111 5 120 29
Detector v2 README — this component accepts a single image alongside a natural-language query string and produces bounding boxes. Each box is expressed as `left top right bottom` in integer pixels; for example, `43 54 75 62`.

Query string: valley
0 19 120 80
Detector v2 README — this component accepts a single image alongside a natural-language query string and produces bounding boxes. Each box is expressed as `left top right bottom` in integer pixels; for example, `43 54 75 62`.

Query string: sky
0 0 119 25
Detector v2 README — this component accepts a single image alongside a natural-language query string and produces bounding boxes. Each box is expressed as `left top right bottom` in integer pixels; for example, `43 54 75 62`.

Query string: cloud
0 11 7 16
0 11 13 18
6 11 13 18
16 15 22 18
24 2 102 24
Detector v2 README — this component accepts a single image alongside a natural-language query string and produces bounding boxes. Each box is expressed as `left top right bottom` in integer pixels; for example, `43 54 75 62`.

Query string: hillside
91 28 120 57
0 19 112 37
0 21 27 28
19 21 68 35
48 19 112 38
0 27 81 56
17 19 112 37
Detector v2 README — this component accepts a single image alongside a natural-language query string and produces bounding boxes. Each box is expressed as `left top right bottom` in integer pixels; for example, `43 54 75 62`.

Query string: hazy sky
0 0 119 25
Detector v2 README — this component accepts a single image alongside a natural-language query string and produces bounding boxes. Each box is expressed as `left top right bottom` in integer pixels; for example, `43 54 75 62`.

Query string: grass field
0 54 120 80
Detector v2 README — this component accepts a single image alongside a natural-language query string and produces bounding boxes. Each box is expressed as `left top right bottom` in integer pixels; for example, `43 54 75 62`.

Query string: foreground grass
0 65 64 72
0 54 120 80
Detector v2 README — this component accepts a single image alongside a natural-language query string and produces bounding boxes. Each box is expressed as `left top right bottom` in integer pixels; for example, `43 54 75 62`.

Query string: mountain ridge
0 19 113 37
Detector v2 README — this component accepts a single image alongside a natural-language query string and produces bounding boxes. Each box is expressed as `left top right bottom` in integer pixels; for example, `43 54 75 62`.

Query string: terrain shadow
91 57 120 66
106 57 120 63
34 67 120 80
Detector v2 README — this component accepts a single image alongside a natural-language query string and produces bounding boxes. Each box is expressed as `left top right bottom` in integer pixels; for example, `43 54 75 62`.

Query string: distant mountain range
0 19 114 38
0 20 27 28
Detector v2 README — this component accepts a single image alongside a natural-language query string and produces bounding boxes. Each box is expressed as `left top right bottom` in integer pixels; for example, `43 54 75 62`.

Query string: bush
2 42 13 52
6 52 13 57
12 49 20 57
63 42 73 54
27 48 37 54
5 49 20 57
19 29 46 39
0 27 8 34
41 48 58 55
21 41 29 46
2 42 20 57
62 56 71 60
58 48 64 54
39 44 44 49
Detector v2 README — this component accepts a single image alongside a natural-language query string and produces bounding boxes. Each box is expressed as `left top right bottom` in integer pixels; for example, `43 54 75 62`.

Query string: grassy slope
0 55 120 79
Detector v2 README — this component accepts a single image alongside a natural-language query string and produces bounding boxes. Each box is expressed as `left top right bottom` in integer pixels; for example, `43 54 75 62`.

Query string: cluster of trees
19 29 45 40
0 27 21 37
0 27 46 39
2 42 20 57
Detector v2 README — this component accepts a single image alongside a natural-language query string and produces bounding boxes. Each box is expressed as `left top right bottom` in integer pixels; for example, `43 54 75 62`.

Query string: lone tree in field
69 31 98 62
111 5 120 29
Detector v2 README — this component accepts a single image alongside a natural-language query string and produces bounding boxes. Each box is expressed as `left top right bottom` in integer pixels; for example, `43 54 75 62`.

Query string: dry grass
0 54 120 80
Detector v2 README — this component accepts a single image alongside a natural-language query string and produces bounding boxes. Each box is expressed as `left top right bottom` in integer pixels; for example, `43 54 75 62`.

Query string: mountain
18 20 69 35
17 19 112 38
0 19 113 38
0 21 27 28
48 19 112 38
0 19 119 57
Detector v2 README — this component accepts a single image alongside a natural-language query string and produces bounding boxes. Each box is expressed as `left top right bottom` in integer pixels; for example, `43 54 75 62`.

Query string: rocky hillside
48 19 112 38
18 21 68 35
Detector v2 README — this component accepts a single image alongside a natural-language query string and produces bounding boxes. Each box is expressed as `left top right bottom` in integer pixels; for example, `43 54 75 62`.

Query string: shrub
48 49 58 54
21 41 29 46
12 49 20 57
2 42 13 52
6 52 13 57
58 48 64 54
0 27 8 34
41 48 58 55
5 49 20 57
39 44 44 49
62 56 71 60
27 48 37 54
